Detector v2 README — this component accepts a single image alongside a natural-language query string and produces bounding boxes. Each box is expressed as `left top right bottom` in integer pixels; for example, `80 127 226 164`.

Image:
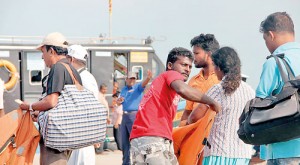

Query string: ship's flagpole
109 0 112 38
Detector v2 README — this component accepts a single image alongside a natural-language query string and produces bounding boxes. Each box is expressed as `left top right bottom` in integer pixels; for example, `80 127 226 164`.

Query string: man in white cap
117 70 152 165
66 44 104 165
20 32 82 165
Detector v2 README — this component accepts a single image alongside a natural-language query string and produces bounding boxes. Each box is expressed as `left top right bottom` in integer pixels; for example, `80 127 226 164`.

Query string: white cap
67 45 88 61
36 32 68 50
127 72 137 79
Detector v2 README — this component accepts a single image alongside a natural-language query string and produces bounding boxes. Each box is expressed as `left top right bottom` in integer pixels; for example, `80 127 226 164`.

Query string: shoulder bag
38 63 107 151
238 53 300 145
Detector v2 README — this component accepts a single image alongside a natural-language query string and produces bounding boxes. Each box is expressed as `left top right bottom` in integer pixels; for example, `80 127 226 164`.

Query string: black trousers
113 125 122 150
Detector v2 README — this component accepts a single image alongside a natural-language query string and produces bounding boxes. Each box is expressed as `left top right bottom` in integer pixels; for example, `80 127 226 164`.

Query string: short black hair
112 91 120 98
190 34 220 54
100 83 107 90
166 47 193 71
45 45 68 55
260 12 294 34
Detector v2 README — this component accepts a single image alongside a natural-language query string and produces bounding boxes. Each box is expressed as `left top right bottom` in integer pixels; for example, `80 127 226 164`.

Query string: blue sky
1 0 299 88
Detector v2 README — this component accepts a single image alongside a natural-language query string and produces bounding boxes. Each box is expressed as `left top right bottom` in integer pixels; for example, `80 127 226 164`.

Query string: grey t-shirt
42 58 82 96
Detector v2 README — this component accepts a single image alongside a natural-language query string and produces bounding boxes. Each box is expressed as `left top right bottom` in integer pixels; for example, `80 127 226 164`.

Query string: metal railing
0 35 167 45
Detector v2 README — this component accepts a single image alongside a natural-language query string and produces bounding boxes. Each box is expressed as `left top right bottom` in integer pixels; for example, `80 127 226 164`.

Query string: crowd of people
0 11 300 165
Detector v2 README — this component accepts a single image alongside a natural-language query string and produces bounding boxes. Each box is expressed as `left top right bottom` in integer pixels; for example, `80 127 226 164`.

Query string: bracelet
29 103 33 111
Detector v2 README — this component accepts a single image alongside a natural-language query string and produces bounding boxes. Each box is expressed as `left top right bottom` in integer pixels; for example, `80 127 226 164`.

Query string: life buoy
0 60 19 90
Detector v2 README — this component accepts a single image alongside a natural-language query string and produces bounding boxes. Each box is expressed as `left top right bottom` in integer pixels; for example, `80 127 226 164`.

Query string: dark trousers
120 111 137 165
40 138 71 165
113 125 122 150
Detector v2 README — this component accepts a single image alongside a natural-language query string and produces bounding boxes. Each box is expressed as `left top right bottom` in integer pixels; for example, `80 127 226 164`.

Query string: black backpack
237 54 300 145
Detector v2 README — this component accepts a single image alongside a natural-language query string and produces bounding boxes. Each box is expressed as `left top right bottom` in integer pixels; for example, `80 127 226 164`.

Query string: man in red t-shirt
129 47 220 165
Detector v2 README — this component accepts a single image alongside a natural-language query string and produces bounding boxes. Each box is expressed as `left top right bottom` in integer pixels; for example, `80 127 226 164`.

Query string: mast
109 0 112 38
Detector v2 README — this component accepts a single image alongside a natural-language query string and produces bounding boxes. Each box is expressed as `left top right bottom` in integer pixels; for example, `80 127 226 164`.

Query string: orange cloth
0 109 40 165
185 70 219 111
173 109 216 165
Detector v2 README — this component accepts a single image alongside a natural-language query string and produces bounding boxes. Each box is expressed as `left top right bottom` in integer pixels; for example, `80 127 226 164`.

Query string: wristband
29 103 33 111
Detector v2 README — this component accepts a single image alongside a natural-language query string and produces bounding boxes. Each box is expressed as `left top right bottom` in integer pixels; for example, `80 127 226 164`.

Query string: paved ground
33 150 122 165
32 148 265 165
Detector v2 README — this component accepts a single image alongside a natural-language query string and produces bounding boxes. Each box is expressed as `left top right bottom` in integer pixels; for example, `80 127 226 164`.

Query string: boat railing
0 35 166 45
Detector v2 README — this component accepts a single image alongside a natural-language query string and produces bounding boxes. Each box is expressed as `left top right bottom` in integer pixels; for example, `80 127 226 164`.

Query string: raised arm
141 70 153 88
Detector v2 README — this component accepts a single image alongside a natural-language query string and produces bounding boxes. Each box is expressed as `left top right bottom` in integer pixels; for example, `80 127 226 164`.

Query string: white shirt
98 92 109 119
98 92 109 110
111 105 123 125
203 81 254 159
80 69 99 98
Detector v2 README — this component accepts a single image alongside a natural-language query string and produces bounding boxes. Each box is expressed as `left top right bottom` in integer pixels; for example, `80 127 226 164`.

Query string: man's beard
195 63 207 68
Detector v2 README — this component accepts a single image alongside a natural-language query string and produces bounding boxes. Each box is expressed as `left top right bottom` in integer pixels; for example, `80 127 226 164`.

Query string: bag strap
268 54 295 82
60 62 83 90
277 55 295 80
0 135 16 154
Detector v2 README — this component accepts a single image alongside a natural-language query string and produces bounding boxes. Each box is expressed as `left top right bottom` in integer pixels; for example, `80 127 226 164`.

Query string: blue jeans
121 111 137 165
267 157 300 165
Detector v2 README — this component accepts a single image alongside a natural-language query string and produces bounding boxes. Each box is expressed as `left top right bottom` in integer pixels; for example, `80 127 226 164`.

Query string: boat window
30 70 42 85
114 53 128 79
114 53 127 68
114 70 125 79
132 66 143 82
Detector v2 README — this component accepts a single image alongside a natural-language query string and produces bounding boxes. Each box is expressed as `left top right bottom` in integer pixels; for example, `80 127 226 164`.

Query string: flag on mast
109 0 112 15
